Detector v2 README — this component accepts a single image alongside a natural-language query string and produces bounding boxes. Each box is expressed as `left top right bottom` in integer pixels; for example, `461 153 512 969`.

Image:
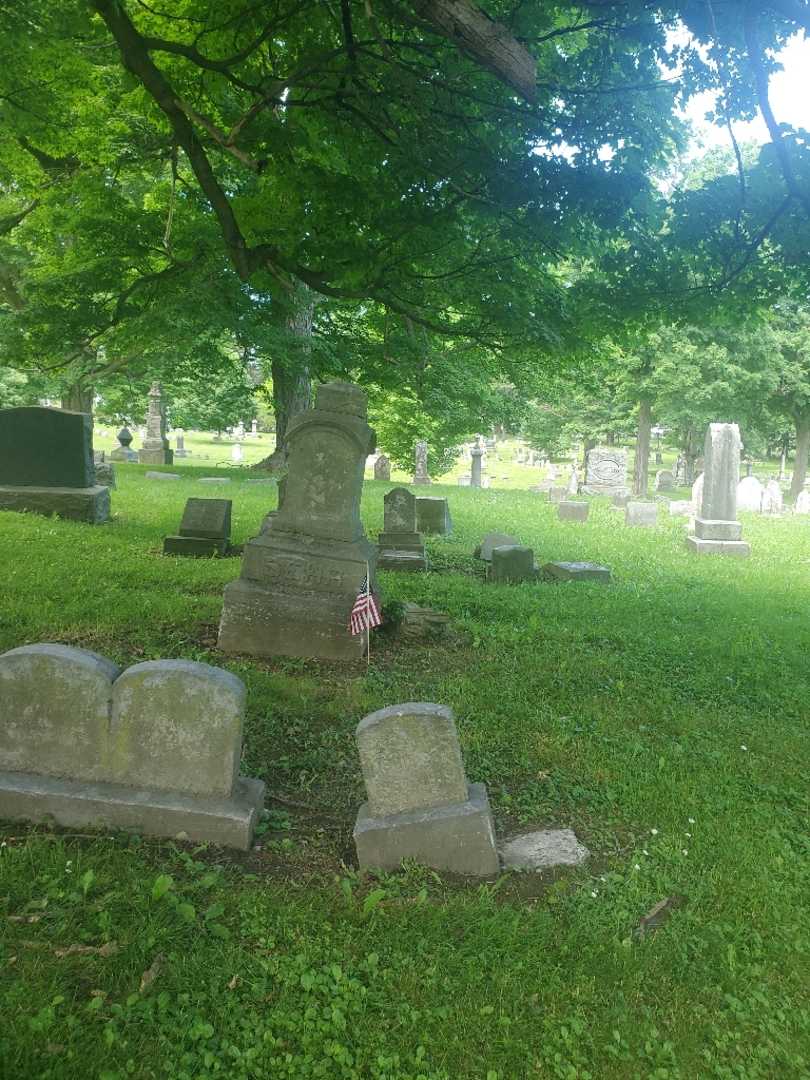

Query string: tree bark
61 383 94 414
790 412 810 498
253 283 313 471
633 398 652 497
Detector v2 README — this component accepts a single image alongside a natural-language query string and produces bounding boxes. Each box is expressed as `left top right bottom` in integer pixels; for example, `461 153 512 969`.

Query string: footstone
625 501 657 527
416 496 452 536
558 501 589 522
218 381 378 661
474 532 519 561
146 471 180 480
668 500 692 516
548 487 567 504
198 476 231 485
489 545 537 583
354 703 498 877
0 771 264 850
500 829 589 872
0 484 109 523
686 536 751 557
542 561 611 583
399 603 451 640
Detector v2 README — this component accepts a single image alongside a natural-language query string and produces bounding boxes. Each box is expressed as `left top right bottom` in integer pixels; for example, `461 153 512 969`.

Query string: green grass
2 463 810 1079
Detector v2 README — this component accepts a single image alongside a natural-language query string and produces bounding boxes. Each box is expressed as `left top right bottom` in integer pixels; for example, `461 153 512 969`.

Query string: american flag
349 571 382 635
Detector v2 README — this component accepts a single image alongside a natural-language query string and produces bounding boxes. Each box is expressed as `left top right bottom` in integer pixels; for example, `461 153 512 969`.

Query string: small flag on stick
349 571 382 636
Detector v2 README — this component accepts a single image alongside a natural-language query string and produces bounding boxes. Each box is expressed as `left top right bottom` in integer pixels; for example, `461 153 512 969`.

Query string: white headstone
231 443 243 463
761 479 783 514
737 475 764 512
795 489 810 514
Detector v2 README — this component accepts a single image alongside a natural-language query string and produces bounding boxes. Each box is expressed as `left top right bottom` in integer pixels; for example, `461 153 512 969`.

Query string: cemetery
1 4 810 1078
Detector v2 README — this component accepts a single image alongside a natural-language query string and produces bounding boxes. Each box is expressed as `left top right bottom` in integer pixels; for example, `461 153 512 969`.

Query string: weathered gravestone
470 441 484 488
558 501 589 522
654 469 675 492
0 406 109 523
164 498 232 556
548 486 567 504
353 703 499 877
737 475 764 512
416 496 452 536
174 429 188 458
93 452 116 489
567 464 580 496
218 381 378 660
231 443 243 463
378 486 427 571
373 454 391 481
413 440 431 485
542 561 611 583
583 447 628 496
489 545 537 583
687 423 750 556
668 500 692 517
138 382 174 466
691 472 704 518
398 603 451 641
110 426 138 462
474 532 519 561
795 490 810 515
0 644 264 848
625 501 658 527
761 479 784 515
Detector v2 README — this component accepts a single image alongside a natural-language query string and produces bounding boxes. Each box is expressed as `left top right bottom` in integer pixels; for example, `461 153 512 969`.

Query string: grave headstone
761 479 783 515
353 703 499 877
548 486 566 503
457 475 471 486
668 500 692 516
737 475 764 512
413 440 431 485
93 452 116 489
489 545 537 583
378 486 427 571
654 469 675 492
795 490 810 514
691 472 704 517
0 406 109 523
138 382 173 465
542 561 611 583
416 496 452 536
474 532 519 561
625 501 657 527
558 501 589 522
374 454 391 481
470 441 484 488
110 426 138 462
174 428 188 458
218 381 379 659
567 464 579 496
399 603 451 641
164 498 232 556
231 443 243 463
583 447 628 497
251 419 258 437
687 423 750 556
0 645 264 848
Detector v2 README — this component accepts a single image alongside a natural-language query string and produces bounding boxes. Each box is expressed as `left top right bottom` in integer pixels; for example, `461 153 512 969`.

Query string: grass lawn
1 463 809 1079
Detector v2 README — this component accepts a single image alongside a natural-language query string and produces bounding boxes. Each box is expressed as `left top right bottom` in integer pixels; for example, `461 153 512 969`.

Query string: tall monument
138 382 173 466
218 382 378 659
686 423 750 556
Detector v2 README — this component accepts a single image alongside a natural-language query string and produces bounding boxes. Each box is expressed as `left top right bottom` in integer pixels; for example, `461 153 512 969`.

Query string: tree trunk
633 398 652 497
61 382 94 414
581 437 595 471
253 283 314 472
790 413 810 499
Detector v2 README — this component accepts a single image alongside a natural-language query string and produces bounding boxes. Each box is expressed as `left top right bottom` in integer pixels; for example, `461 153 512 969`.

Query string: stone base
109 448 138 462
354 782 499 878
174 449 188 458
139 448 174 465
378 531 424 552
542 561 611 583
0 484 110 524
0 769 265 850
694 517 742 541
163 535 228 557
377 549 428 572
686 536 751 557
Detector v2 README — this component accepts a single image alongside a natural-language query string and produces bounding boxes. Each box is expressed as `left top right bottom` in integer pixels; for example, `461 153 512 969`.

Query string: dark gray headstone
179 498 232 540
0 407 94 488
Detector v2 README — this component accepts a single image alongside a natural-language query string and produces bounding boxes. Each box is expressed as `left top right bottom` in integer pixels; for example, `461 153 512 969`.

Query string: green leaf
151 874 174 901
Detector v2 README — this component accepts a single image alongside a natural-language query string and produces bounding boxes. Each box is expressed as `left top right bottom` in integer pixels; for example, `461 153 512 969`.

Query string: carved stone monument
218 382 378 659
0 406 109 523
374 454 391 481
583 447 628 497
174 429 188 458
470 441 484 488
413 440 431 485
378 486 427 571
110 426 138 462
686 423 750 556
353 703 499 877
138 382 173 466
